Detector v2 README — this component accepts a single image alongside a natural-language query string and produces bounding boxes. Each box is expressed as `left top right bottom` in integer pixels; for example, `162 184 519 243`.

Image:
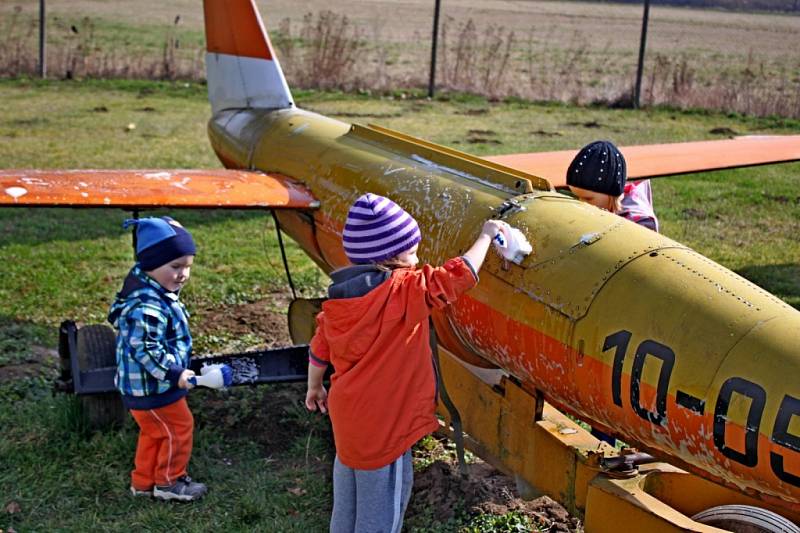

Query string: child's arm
462 220 511 273
404 220 512 322
305 312 330 413
305 363 328 413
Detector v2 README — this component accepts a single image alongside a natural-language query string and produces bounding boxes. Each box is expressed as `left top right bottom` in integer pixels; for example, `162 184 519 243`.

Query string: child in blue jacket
108 216 206 501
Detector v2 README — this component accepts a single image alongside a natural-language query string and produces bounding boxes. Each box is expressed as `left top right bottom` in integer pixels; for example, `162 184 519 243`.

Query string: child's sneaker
130 486 153 498
153 476 207 502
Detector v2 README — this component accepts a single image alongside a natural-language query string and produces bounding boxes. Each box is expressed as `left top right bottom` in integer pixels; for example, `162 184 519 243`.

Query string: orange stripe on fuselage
450 292 799 506
204 0 273 60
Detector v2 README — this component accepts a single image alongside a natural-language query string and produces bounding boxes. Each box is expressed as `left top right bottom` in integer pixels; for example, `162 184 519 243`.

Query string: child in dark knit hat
567 140 659 232
108 216 207 502
305 193 509 533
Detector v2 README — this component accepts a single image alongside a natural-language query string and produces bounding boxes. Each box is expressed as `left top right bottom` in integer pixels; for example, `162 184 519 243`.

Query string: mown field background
2 0 799 116
1 0 799 531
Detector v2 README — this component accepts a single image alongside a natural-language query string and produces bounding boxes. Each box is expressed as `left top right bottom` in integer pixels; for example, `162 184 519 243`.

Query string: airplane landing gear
57 322 127 430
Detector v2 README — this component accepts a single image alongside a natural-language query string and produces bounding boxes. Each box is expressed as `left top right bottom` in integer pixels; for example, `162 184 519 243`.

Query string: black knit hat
566 140 626 197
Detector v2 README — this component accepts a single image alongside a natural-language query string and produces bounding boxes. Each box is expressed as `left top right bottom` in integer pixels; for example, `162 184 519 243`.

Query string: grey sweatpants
330 450 413 533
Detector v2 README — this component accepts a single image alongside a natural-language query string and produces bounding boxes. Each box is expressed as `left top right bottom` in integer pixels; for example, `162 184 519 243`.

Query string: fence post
634 0 650 109
38 0 46 78
428 0 442 98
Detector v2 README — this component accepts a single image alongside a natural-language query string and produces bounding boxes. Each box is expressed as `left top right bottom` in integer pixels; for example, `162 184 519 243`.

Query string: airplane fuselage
208 105 800 511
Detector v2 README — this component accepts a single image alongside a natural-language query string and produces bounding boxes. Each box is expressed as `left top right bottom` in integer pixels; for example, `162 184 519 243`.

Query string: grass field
1 77 799 531
2 1 799 115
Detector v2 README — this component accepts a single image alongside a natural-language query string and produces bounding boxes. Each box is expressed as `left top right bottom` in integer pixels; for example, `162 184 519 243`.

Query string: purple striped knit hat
343 193 421 264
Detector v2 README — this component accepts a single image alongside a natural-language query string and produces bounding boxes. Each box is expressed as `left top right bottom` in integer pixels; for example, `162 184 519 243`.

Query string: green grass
1 386 334 531
1 78 799 530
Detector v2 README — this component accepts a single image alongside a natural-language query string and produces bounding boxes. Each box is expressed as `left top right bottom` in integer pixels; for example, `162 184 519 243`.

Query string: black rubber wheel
76 324 126 430
692 505 800 533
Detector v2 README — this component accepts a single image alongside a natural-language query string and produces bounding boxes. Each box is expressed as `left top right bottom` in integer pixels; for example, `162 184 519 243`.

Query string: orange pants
129 397 194 490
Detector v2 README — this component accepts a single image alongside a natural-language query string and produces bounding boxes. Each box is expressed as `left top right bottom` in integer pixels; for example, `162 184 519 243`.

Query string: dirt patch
530 129 562 137
467 137 502 145
331 112 403 119
191 299 332 460
682 207 721 220
709 126 738 136
194 297 293 349
565 120 604 129
0 345 58 383
763 193 800 204
193 382 332 461
0 362 45 382
455 108 489 116
409 460 583 532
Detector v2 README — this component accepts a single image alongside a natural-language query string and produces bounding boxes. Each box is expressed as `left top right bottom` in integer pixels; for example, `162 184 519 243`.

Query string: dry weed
0 10 200 81
644 52 800 117
437 18 516 99
274 11 367 91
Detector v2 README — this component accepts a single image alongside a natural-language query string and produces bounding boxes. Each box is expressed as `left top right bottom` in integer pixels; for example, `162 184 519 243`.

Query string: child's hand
481 219 511 240
305 385 328 414
463 219 514 273
178 369 196 389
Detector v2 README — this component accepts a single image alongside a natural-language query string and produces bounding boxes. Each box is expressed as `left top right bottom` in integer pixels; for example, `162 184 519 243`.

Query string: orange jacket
310 257 477 470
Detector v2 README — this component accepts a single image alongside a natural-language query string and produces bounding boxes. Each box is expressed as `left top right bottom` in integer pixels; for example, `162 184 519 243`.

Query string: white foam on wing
5 187 27 200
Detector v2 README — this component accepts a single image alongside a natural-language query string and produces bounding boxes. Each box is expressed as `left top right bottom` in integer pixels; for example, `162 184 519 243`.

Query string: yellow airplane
2 1 799 530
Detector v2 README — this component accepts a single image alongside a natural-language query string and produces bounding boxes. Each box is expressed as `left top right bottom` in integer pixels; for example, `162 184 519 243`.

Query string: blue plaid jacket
108 265 192 410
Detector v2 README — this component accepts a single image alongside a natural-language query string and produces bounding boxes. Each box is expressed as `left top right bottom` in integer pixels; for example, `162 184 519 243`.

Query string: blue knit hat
343 193 421 264
566 140 626 197
123 216 196 271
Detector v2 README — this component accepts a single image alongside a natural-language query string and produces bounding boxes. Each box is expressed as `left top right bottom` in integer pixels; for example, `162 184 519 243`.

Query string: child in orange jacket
305 193 508 533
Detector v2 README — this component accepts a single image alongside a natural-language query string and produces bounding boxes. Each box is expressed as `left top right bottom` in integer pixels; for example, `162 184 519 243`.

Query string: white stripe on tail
203 0 293 114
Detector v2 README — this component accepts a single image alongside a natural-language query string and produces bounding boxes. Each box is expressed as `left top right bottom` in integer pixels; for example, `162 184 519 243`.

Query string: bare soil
194 296 293 349
411 459 582 532
191 297 318 457
0 345 57 383
193 380 322 458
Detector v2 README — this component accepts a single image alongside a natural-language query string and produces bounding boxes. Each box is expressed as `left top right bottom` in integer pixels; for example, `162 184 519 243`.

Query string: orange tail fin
203 0 293 113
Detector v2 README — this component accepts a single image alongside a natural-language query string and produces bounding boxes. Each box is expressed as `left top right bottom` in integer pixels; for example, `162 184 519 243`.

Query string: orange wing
485 135 800 188
0 169 318 209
